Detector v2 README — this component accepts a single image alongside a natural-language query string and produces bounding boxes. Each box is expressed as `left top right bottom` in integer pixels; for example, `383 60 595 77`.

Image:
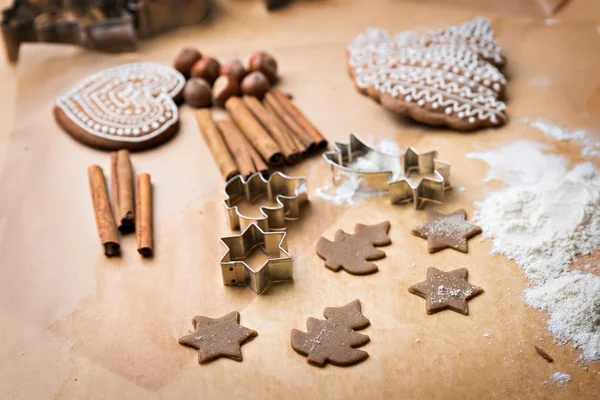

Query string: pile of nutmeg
173 48 278 108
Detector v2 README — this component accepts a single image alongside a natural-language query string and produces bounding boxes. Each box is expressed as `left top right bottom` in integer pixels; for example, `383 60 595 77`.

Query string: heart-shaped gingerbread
54 62 185 151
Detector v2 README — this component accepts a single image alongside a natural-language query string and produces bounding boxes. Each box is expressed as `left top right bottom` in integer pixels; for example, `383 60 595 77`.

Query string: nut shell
183 78 212 108
248 51 278 83
173 48 202 78
213 76 240 107
191 57 221 85
220 60 248 84
241 71 271 99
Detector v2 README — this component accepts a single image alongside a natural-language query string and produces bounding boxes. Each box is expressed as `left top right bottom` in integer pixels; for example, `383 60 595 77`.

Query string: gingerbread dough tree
316 221 391 275
291 299 370 367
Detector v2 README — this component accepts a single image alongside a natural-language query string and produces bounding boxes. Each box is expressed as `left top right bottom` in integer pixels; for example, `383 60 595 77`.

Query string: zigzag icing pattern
347 26 507 125
56 62 185 143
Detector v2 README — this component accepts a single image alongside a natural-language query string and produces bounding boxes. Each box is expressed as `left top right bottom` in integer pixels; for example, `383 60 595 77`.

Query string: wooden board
0 1 598 398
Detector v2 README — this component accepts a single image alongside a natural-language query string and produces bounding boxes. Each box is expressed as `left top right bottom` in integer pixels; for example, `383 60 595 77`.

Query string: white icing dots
347 22 507 127
55 62 185 142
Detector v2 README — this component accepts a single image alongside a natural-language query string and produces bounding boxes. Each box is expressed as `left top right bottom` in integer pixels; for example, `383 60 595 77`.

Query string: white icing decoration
347 22 507 125
55 62 185 143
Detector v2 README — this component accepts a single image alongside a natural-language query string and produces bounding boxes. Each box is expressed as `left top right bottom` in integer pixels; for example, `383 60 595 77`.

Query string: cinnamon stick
216 119 268 177
136 173 153 258
264 100 308 155
264 92 315 152
225 97 283 165
272 89 328 150
242 96 299 164
88 165 120 257
195 109 239 180
110 149 135 234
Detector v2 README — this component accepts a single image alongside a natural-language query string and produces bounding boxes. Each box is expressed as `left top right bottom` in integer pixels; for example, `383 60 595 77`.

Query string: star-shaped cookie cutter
220 224 292 294
322 133 451 209
223 171 308 232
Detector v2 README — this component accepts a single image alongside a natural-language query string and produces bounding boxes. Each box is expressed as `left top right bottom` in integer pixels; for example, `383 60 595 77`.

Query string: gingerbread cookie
407 18 506 68
316 221 391 275
291 299 370 367
411 209 482 254
178 311 257 364
408 267 484 315
347 24 507 130
54 62 185 151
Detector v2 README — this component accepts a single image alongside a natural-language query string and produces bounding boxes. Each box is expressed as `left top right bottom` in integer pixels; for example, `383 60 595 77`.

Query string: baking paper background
0 1 599 398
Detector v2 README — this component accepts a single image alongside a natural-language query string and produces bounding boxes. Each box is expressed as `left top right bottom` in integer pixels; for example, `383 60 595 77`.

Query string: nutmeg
213 75 240 107
248 51 278 83
191 57 221 85
173 48 202 78
241 71 270 98
183 78 212 108
220 59 248 84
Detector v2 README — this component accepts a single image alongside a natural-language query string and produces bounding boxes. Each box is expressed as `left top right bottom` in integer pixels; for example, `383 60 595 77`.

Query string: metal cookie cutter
224 171 308 232
220 224 292 294
323 133 451 209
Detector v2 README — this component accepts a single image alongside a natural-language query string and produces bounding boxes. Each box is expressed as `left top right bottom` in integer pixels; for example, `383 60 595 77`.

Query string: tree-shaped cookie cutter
322 133 451 209
220 224 292 294
223 172 308 232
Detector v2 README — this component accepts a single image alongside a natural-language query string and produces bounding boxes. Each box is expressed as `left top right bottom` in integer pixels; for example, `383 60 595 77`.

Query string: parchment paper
0 1 599 398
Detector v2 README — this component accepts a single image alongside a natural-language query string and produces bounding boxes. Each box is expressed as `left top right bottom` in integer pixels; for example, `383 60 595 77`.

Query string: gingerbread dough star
408 267 484 315
411 209 481 253
179 311 257 364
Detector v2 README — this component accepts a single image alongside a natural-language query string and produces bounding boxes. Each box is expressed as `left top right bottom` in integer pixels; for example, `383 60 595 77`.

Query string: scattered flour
526 118 600 157
315 178 363 206
483 333 491 338
467 141 568 186
551 372 572 386
469 141 600 361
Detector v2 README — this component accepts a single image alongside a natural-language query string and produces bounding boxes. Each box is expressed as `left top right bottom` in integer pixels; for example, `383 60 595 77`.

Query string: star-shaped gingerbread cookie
408 267 484 315
411 209 481 253
179 311 258 364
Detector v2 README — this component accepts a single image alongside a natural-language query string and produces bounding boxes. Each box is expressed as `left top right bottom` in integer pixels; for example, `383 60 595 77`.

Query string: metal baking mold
323 133 450 209
1 0 211 62
220 224 292 294
224 171 308 232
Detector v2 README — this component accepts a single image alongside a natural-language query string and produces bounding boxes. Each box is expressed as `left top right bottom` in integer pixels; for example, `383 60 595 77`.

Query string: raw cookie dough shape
347 24 507 130
54 62 185 151
291 299 370 367
411 209 482 253
178 311 258 364
316 221 391 275
408 267 484 315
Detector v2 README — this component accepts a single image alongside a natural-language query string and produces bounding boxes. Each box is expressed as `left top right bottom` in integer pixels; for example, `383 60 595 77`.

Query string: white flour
469 141 600 361
525 118 600 158
551 372 572 386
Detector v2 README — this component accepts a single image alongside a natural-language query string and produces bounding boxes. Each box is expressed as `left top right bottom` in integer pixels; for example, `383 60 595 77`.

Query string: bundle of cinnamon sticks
88 150 153 258
196 89 327 180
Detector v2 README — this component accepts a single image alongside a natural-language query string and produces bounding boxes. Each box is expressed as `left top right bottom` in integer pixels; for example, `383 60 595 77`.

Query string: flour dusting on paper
525 118 600 157
469 141 600 361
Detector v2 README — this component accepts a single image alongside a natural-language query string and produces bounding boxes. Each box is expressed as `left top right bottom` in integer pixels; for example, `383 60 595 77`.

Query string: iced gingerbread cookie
406 18 506 68
347 20 508 131
54 62 185 151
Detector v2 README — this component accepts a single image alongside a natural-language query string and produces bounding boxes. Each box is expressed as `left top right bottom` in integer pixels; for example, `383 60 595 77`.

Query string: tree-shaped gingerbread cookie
291 299 370 367
316 221 391 275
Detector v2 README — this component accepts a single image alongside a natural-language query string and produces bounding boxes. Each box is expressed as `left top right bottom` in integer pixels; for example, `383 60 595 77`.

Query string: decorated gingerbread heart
54 62 186 151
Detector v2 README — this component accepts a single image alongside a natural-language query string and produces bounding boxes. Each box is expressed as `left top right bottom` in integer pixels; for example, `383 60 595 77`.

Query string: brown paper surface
0 1 599 398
